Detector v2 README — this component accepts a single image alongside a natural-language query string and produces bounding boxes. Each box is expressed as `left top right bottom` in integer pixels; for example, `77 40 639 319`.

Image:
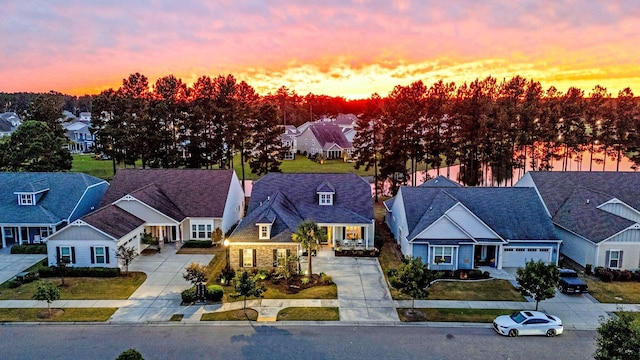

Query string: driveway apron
310 250 399 322
0 247 46 284
109 245 213 323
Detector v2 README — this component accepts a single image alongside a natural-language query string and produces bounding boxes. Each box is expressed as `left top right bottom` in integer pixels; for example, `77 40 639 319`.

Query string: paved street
0 324 597 360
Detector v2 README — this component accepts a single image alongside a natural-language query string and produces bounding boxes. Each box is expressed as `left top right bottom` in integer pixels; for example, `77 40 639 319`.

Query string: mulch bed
399 308 427 322
266 274 325 295
36 309 64 319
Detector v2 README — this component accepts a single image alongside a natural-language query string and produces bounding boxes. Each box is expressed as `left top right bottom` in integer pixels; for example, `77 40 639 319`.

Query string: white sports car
493 310 563 337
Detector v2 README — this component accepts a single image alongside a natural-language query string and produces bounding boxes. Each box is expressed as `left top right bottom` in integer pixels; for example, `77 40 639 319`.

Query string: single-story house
227 173 374 270
516 171 640 270
385 176 561 270
46 169 244 268
0 172 108 248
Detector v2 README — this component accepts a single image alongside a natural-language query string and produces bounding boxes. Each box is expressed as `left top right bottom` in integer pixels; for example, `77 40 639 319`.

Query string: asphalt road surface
0 324 596 360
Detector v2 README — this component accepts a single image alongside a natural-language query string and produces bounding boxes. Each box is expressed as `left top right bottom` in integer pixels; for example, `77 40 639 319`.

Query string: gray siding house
295 122 353 159
516 171 640 270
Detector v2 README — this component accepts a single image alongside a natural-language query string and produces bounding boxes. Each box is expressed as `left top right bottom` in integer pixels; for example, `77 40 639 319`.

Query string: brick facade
228 243 299 270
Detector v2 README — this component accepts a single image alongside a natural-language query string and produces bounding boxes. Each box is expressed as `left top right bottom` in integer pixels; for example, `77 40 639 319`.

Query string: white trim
259 224 270 240
410 213 473 242
66 180 108 223
47 219 118 241
446 202 505 241
608 249 622 269
113 195 180 223
601 223 640 243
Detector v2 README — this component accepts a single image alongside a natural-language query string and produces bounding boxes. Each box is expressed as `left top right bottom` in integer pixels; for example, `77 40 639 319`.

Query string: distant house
46 169 245 268
280 125 297 160
0 112 22 137
227 173 374 269
295 122 353 159
63 120 95 153
385 176 561 270
516 171 640 270
0 172 108 248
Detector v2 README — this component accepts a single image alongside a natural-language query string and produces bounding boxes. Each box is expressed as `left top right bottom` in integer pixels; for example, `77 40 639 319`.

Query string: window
319 193 333 205
259 225 270 239
345 226 360 240
243 249 254 268
304 138 308 146
39 227 52 238
276 249 288 267
191 223 213 240
93 246 106 264
19 194 34 205
433 247 453 265
609 250 622 268
58 246 74 264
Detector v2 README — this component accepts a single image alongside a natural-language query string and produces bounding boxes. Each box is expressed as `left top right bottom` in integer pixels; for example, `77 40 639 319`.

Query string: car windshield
510 312 527 323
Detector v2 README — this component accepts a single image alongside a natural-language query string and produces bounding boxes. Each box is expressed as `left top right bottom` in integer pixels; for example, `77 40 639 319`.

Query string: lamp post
223 239 230 274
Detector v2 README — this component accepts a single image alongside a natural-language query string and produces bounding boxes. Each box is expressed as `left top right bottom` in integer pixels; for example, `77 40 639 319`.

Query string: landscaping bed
0 308 116 322
277 307 339 321
398 308 512 322
334 248 379 257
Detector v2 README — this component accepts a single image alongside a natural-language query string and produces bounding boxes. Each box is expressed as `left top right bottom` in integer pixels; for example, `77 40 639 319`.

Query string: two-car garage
502 247 552 268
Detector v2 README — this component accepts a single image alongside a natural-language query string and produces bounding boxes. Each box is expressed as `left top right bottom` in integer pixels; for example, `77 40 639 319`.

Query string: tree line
353 76 640 196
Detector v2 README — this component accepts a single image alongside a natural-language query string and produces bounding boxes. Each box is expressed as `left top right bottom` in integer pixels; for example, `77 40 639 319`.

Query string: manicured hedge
206 285 224 302
39 266 121 278
181 240 213 248
594 266 640 282
10 244 47 254
181 286 197 303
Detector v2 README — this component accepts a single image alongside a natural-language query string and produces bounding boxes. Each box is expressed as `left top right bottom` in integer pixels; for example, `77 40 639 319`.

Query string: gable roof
528 172 640 243
0 172 107 225
308 123 352 149
100 169 235 219
230 173 374 243
420 175 461 188
82 205 146 239
398 186 558 241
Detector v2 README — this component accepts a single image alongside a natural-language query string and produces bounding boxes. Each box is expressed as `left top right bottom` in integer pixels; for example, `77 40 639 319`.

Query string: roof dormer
14 179 50 206
256 211 276 240
317 180 335 206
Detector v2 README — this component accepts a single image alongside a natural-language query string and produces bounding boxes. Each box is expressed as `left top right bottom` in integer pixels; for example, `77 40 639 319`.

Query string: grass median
277 307 339 321
398 308 512 322
201 309 258 321
0 308 117 322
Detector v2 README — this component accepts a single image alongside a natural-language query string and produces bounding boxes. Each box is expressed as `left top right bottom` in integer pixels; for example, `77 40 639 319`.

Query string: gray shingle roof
420 175 461 188
83 205 145 239
230 173 373 243
309 123 352 149
101 169 234 219
0 172 107 226
399 186 558 241
528 172 640 243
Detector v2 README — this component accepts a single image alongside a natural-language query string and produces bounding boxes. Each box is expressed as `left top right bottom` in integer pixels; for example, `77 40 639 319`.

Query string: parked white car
493 311 563 337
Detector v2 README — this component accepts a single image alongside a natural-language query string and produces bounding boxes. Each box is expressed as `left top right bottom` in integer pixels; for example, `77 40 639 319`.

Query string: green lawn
262 284 337 299
277 307 339 321
585 278 640 303
614 312 640 327
0 272 146 300
426 279 525 301
0 308 116 322
398 308 512 322
201 309 258 321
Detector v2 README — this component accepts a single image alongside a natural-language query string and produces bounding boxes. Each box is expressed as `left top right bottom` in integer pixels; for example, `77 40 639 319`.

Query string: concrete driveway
0 247 46 284
306 249 399 322
109 244 214 322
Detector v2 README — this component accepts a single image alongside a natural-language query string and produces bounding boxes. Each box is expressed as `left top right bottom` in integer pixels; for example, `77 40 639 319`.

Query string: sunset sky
2 1 639 99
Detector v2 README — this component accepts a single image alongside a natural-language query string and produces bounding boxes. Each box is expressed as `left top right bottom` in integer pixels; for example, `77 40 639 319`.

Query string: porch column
364 226 369 248
1 226 5 248
497 246 504 270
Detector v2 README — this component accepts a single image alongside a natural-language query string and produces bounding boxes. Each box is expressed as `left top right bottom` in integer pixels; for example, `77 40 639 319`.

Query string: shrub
206 285 224 302
181 240 213 248
39 266 120 278
7 279 22 288
320 273 333 285
598 269 614 282
301 277 310 285
585 264 593 275
116 348 144 360
10 244 47 254
181 286 197 304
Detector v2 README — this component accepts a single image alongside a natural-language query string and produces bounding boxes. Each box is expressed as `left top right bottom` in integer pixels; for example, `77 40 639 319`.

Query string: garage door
502 247 551 267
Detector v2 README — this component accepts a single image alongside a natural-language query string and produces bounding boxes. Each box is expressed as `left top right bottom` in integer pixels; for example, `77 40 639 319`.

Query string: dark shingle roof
83 205 146 239
230 174 373 243
0 172 107 225
128 184 185 221
100 169 234 218
400 186 558 241
528 171 640 242
309 123 352 149
420 175 461 188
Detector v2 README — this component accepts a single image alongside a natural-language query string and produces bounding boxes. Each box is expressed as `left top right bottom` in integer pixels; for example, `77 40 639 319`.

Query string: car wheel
546 329 556 337
508 329 518 337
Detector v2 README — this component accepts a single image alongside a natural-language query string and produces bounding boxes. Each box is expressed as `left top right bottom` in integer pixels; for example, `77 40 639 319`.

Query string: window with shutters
94 246 106 264
60 246 72 263
609 250 621 268
277 249 288 267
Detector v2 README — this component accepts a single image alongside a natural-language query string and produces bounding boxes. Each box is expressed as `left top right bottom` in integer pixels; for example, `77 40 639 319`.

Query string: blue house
0 172 108 248
384 176 560 270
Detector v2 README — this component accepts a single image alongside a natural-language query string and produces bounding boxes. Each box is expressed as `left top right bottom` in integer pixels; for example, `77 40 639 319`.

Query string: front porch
320 224 375 250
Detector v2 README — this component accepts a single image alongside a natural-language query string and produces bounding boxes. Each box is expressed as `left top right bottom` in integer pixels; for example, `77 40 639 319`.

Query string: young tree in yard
231 270 266 316
116 245 137 275
183 263 208 285
389 256 438 311
56 258 69 287
33 281 61 316
116 348 145 360
594 312 640 360
291 220 326 276
516 259 559 311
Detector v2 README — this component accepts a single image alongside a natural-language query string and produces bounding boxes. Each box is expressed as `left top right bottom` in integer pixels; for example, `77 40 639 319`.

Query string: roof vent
586 199 590 204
